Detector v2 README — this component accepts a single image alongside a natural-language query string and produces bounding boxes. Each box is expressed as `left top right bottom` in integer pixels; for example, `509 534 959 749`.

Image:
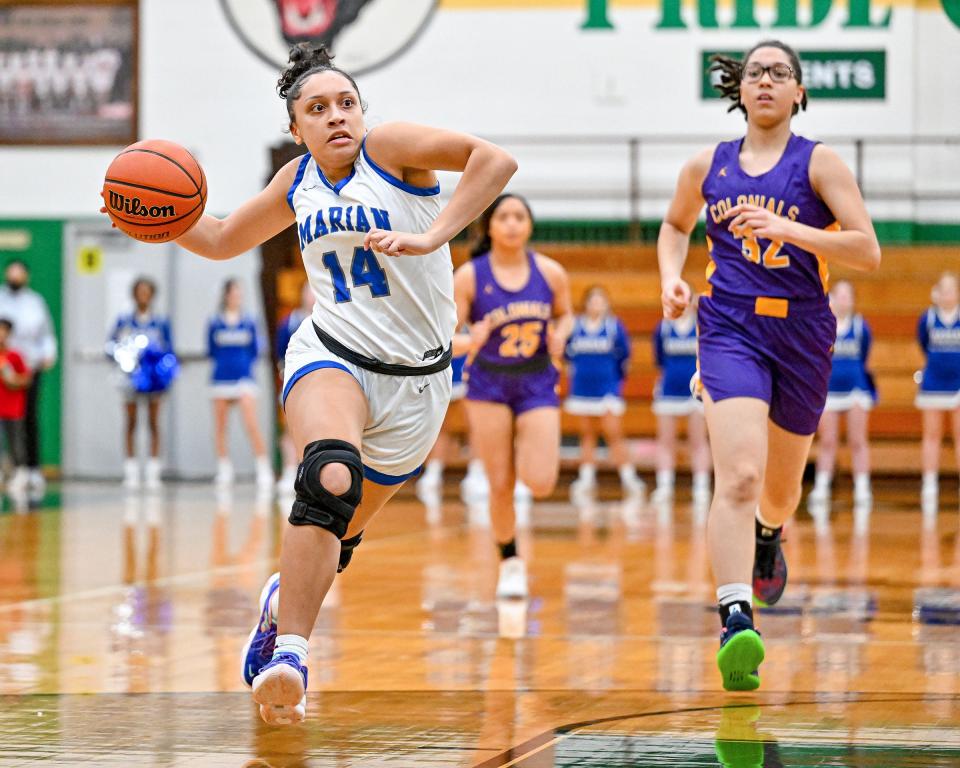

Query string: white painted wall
1 1 957 220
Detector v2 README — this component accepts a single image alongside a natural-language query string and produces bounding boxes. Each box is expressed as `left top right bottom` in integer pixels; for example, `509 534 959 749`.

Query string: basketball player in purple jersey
658 40 880 690
454 194 573 599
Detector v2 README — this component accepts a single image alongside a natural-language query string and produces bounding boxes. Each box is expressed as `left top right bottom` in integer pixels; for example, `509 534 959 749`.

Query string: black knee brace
338 532 363 573
289 439 364 540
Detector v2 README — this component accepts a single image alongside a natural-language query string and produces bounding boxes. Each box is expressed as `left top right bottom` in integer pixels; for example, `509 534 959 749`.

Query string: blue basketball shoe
252 652 308 725
717 610 764 692
241 572 280 687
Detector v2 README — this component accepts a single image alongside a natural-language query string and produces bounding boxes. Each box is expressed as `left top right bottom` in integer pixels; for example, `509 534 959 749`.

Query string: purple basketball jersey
702 134 837 301
469 253 553 367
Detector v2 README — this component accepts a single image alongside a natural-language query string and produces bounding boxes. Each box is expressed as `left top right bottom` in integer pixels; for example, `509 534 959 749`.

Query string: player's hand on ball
724 203 794 242
99 206 117 228
661 277 691 319
364 229 437 257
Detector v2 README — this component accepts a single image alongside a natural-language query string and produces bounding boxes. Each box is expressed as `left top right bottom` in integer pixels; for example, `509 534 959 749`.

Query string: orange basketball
101 139 207 243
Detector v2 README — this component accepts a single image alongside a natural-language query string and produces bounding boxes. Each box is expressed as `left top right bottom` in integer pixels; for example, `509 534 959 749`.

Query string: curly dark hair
277 43 366 123
709 40 807 118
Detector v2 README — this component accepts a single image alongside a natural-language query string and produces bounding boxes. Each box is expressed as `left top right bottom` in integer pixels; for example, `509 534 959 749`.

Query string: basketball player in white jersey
173 44 516 725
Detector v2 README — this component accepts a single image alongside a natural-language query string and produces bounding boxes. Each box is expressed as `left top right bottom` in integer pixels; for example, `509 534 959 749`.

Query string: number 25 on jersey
499 321 542 358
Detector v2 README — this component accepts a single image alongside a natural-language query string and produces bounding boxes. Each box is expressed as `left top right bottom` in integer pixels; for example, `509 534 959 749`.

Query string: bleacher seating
448 243 958 475
277 243 957 475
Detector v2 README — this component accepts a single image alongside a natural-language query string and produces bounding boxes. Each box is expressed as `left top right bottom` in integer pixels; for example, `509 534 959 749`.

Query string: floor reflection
0 481 951 764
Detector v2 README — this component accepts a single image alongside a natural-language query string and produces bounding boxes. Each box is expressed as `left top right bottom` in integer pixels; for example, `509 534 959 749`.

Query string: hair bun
278 43 336 99
289 42 334 67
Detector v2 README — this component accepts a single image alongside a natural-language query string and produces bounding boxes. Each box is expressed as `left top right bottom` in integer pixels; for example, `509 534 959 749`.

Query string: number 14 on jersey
321 247 391 304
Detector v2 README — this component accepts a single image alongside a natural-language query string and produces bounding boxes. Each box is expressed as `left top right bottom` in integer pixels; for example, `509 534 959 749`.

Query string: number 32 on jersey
740 235 789 269
707 233 790 270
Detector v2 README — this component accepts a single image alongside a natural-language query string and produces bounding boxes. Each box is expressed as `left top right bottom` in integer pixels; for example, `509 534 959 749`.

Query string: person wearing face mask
0 260 57 500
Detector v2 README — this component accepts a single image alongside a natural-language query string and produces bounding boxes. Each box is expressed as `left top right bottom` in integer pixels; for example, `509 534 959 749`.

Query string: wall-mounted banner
701 50 886 100
220 0 437 73
579 0 960 30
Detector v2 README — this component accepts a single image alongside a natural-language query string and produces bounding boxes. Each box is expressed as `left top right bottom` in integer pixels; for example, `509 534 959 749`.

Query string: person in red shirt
0 318 33 495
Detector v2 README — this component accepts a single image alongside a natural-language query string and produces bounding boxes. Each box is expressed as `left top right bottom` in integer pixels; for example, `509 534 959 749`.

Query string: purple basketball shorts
466 361 560 415
697 288 836 436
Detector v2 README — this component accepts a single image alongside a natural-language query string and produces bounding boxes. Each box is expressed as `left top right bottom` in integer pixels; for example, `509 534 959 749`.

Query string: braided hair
277 43 366 123
709 40 807 118
470 194 535 259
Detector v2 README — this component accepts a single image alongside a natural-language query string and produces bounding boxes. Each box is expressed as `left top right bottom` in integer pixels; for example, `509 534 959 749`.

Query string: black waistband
473 355 553 375
313 323 451 377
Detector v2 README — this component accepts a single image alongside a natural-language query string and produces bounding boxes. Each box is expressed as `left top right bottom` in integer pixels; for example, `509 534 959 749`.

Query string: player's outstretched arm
176 159 300 261
363 123 517 257
658 148 711 319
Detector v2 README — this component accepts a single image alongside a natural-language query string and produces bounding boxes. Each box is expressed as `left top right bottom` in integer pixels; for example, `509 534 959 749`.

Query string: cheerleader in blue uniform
565 285 643 497
916 272 960 509
651 299 712 503
207 278 272 491
109 278 176 491
810 281 876 506
274 280 315 495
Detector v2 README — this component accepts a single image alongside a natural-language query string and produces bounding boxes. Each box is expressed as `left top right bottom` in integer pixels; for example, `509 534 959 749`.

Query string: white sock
656 469 675 489
692 471 711 491
423 459 443 479
256 456 271 471
922 472 938 491
716 583 752 606
756 508 780 532
814 470 832 491
218 458 232 472
853 473 871 494
466 458 485 479
617 464 637 483
579 463 596 482
273 634 308 664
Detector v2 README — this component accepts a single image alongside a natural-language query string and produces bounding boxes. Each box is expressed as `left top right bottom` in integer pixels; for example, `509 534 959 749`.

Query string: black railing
471 134 960 233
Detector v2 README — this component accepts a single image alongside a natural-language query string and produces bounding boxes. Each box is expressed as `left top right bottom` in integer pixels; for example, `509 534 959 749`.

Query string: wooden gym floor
0 478 957 766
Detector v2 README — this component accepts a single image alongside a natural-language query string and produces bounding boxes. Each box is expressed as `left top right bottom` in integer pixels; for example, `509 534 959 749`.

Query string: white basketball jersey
288 136 457 367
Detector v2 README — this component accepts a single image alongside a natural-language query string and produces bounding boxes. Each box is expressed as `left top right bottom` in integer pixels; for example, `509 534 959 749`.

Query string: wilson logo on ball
108 191 176 219
101 139 207 243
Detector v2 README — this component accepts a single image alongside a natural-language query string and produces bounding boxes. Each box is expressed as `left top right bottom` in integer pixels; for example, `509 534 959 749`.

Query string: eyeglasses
742 62 796 83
